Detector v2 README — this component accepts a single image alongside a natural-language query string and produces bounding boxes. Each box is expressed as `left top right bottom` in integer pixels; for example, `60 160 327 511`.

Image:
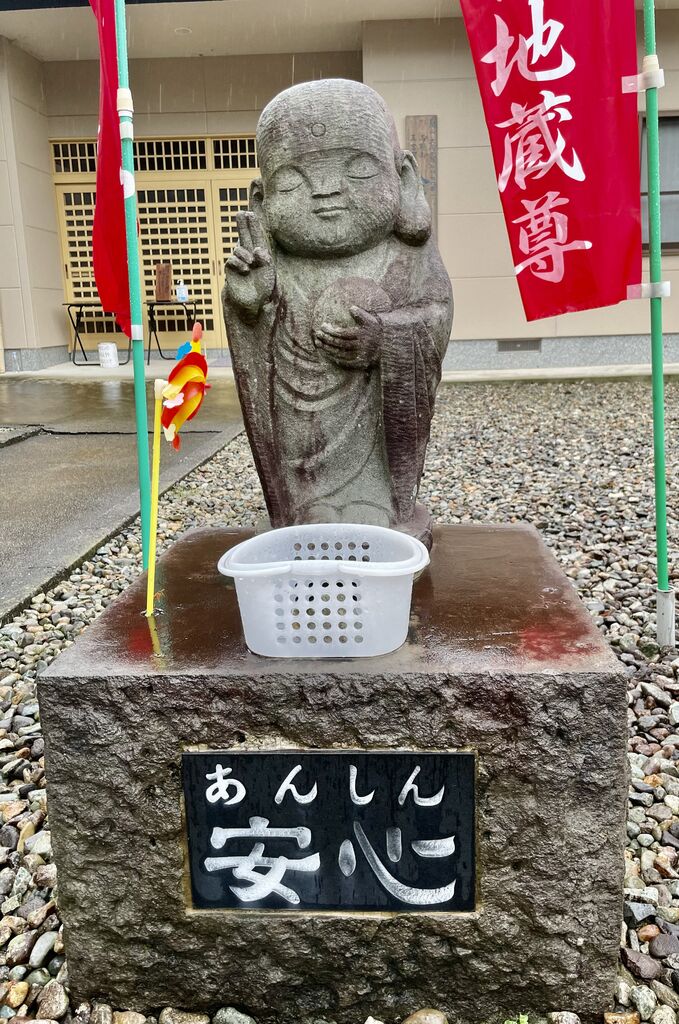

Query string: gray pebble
37 979 69 1019
651 981 679 1011
0 827 18 852
28 931 57 968
91 1005 113 1024
5 930 36 967
26 833 51 858
47 955 65 978
159 1012 210 1024
633 984 658 1020
25 967 51 986
112 1013 146 1024
213 1012 257 1024
652 1008 677 1024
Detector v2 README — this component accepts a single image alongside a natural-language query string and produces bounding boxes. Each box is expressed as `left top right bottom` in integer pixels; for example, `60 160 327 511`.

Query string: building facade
0 0 677 372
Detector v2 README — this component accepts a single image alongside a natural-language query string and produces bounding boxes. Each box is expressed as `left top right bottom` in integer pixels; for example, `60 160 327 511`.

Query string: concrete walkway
0 373 243 620
5 353 232 381
0 374 240 433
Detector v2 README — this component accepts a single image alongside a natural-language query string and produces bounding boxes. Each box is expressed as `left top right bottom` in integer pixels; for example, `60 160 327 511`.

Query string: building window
213 137 257 170
641 115 679 249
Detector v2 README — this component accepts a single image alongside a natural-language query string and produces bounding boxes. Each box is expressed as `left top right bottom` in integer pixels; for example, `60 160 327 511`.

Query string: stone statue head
252 78 431 258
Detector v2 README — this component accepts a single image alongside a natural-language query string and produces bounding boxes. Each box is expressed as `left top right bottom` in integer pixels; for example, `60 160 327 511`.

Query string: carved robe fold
224 235 453 541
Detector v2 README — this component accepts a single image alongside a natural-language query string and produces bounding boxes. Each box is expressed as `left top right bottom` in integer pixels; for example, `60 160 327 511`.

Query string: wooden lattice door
54 139 259 352
56 186 118 337
136 183 224 349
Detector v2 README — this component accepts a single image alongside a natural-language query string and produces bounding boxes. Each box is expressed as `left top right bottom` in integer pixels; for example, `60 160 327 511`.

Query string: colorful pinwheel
161 323 210 450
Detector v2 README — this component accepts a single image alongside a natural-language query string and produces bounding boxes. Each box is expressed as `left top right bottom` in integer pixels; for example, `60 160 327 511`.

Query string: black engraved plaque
182 750 475 913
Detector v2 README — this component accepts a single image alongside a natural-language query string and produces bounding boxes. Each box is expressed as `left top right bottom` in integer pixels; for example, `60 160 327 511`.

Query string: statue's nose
310 174 343 199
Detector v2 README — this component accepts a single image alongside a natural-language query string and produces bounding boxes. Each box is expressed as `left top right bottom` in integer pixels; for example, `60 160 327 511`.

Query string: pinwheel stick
145 378 166 618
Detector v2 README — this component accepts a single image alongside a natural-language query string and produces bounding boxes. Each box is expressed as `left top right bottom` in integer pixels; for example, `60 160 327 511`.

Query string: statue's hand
314 306 382 370
224 211 275 317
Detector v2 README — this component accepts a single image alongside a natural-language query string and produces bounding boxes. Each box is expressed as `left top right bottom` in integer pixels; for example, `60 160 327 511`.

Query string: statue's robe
224 234 453 541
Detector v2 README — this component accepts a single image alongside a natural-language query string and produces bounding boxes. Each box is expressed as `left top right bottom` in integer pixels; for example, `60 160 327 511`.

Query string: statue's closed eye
274 168 305 193
347 154 380 180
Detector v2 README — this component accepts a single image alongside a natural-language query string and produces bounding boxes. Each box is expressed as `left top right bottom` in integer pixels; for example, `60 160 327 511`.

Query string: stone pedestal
39 525 627 1024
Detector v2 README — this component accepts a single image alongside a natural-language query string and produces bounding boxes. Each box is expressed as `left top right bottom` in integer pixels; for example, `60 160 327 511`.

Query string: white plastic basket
217 524 429 658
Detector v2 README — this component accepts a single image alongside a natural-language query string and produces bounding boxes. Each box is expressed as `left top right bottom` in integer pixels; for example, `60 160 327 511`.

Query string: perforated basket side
235 569 414 658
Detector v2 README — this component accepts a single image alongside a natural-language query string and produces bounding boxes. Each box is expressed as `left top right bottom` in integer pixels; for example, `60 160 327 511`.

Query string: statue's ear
394 151 432 246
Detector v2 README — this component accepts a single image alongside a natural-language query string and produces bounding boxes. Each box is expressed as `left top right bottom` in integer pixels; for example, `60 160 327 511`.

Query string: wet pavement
0 375 243 619
0 376 240 433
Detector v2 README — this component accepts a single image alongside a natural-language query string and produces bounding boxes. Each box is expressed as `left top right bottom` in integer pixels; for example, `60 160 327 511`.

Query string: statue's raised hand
224 211 275 317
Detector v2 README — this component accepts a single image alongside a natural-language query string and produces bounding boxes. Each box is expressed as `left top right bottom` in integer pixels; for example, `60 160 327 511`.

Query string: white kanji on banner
460 0 641 319
482 0 576 97
497 90 585 192
513 191 592 283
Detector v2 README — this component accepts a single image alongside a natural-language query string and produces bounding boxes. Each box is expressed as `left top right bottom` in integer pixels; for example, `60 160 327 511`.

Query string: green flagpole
642 0 675 648
113 0 151 569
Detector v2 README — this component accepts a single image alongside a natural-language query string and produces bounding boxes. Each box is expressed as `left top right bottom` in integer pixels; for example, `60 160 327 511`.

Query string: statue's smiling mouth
314 206 347 218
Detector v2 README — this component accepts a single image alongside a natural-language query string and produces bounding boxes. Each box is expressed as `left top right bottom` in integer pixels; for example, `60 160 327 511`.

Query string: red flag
459 0 642 322
89 0 131 337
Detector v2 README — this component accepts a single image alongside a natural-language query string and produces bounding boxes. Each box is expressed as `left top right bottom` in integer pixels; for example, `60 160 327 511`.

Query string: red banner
89 0 131 338
459 0 642 322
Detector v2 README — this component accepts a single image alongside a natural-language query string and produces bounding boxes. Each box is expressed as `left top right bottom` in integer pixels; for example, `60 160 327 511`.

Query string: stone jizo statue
223 78 453 549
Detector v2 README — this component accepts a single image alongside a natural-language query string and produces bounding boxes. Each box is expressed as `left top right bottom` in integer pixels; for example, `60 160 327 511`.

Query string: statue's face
262 146 401 258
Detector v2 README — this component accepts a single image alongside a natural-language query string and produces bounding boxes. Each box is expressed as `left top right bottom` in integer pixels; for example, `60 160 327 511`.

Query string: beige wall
0 38 68 354
6 15 679 355
363 16 679 341
45 50 362 138
0 41 24 353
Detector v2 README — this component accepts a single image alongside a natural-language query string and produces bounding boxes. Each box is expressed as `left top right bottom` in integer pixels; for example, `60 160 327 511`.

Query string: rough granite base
39 525 627 1024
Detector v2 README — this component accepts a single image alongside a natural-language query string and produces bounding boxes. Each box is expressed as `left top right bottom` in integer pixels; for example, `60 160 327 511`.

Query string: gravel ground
1 377 679 1024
